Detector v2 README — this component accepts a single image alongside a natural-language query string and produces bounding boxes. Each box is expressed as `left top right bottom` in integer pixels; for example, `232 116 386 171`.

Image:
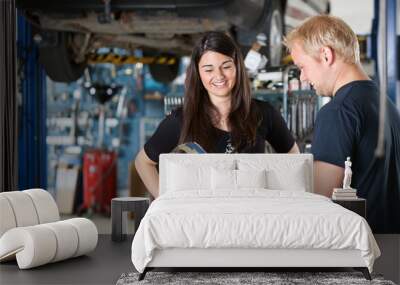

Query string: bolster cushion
0 196 17 237
0 189 60 237
0 218 98 269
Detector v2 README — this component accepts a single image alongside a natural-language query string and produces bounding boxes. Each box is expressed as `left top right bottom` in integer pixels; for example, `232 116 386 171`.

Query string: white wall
329 0 374 34
330 0 399 35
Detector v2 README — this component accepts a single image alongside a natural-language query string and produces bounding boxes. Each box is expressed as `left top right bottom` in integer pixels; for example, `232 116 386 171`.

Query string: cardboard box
56 165 80 214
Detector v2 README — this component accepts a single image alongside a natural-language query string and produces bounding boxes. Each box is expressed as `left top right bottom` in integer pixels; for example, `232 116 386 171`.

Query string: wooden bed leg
138 268 148 281
354 267 371 280
362 268 372 280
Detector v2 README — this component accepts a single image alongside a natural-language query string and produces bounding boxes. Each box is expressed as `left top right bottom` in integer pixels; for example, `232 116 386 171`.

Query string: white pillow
211 168 267 190
211 168 236 190
167 162 211 191
237 159 309 191
237 169 267 188
266 166 307 191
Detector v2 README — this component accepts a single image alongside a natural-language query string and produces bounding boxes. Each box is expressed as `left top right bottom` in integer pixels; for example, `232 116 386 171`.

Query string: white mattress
131 190 380 273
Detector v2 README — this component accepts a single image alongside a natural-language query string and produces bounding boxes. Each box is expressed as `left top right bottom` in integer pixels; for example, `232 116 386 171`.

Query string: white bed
131 154 380 280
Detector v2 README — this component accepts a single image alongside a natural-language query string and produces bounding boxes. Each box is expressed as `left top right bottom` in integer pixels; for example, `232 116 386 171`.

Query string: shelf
253 89 315 97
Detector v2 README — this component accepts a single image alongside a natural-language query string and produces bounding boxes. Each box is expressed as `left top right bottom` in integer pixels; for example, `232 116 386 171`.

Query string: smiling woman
198 51 236 130
180 32 266 152
198 52 236 99
135 31 300 198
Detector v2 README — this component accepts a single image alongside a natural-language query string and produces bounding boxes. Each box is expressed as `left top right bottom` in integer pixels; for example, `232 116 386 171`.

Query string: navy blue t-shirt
311 80 400 233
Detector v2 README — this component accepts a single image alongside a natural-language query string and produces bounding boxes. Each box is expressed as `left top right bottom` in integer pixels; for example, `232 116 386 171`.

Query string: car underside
17 0 329 83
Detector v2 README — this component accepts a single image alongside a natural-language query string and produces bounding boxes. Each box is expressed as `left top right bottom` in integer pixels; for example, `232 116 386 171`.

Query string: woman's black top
144 99 295 163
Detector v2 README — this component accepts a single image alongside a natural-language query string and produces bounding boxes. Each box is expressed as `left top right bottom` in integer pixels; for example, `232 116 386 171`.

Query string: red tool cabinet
82 149 117 214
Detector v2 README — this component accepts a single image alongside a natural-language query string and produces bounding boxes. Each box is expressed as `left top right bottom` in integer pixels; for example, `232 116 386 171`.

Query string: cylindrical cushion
1 192 39 227
23 189 60 223
0 196 17 237
64 218 98 257
0 226 57 269
42 221 78 262
0 218 97 269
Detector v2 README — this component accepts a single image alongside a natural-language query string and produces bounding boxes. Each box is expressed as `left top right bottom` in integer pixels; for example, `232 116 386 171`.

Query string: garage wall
330 0 373 34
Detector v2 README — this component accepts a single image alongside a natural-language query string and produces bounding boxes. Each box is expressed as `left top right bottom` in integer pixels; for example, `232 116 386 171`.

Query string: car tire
38 32 87 83
262 0 284 66
147 53 180 84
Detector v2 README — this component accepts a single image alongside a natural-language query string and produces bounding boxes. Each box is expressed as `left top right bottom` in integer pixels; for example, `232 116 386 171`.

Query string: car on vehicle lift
17 0 329 84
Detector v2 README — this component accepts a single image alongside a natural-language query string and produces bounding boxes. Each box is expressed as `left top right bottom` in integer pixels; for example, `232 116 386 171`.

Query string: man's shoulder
317 101 340 118
336 80 378 105
320 80 378 118
339 80 377 93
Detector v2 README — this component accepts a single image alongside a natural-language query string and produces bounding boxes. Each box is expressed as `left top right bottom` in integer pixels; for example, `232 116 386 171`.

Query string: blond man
285 15 400 233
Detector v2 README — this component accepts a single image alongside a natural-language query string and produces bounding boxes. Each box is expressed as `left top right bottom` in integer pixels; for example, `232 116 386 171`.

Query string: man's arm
288 142 300 154
314 160 344 197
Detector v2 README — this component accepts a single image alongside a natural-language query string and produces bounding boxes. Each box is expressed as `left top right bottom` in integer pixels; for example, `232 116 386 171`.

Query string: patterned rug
116 271 396 285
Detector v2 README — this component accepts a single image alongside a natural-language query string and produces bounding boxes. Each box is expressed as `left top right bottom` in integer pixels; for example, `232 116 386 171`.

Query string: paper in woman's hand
171 142 206 154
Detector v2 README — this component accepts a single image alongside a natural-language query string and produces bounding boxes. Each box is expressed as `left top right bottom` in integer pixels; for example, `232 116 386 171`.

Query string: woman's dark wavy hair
179 31 261 152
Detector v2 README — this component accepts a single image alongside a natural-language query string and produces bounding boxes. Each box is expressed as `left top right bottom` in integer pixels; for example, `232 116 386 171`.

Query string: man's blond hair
285 15 360 64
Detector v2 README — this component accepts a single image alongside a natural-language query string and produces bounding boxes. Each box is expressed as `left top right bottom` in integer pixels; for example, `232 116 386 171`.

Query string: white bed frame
139 154 371 280
148 248 366 268
143 248 370 280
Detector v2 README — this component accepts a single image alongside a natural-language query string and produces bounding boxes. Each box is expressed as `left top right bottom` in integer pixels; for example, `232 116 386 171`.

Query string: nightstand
332 198 366 218
111 197 150 242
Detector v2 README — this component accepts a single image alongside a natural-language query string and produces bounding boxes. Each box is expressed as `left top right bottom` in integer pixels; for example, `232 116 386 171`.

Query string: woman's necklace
225 134 235 154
